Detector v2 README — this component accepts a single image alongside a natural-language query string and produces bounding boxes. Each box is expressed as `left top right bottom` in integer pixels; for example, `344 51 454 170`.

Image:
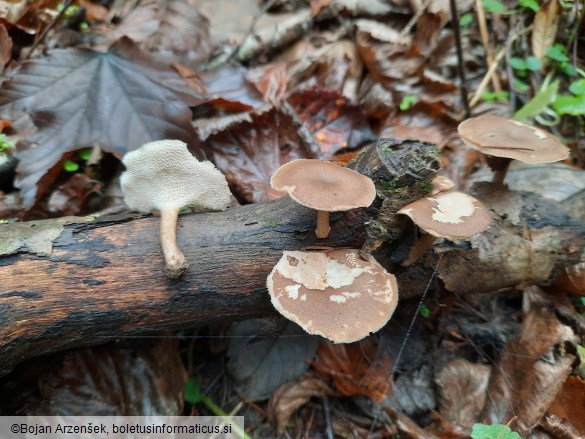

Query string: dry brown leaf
554 261 585 296
532 0 559 62
546 376 585 434
310 0 333 17
288 89 376 157
435 358 492 428
46 173 102 216
78 0 108 22
205 109 313 203
0 23 11 69
268 372 337 434
480 289 578 435
246 63 288 106
312 339 393 403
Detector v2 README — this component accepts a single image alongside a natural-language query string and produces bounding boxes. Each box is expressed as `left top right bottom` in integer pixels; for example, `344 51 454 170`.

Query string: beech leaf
0 38 206 207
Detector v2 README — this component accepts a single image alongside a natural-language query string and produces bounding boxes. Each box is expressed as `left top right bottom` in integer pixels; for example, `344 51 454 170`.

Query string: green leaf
79 148 92 161
459 13 474 26
399 95 417 111
482 0 505 13
509 57 527 70
419 305 430 318
553 95 585 115
569 79 585 96
559 62 576 77
471 423 521 439
0 133 13 151
63 160 79 172
184 378 201 405
514 79 530 92
514 80 559 120
519 0 540 11
546 44 569 62
525 56 542 71
481 91 510 102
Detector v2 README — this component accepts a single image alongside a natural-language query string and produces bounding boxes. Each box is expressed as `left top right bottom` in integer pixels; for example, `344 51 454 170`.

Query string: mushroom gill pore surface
267 249 398 343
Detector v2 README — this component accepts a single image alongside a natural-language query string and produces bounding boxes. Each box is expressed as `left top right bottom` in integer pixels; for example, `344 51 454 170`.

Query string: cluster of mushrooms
120 114 569 344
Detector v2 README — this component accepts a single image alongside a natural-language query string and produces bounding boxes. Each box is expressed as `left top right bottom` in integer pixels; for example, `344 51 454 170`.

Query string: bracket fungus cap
267 249 398 343
398 191 492 239
121 139 231 277
458 115 570 164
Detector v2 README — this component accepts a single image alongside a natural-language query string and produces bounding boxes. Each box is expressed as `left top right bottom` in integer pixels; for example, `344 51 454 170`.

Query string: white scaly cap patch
266 249 399 343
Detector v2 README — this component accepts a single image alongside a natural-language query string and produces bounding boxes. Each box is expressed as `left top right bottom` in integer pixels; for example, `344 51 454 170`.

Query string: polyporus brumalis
121 139 231 277
270 159 376 238
398 191 492 266
267 249 398 343
458 115 570 185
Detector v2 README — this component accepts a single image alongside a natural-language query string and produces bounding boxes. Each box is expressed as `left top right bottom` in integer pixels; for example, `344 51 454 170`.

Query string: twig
469 47 505 108
399 0 432 37
322 395 335 439
475 0 502 92
449 0 471 117
25 0 76 60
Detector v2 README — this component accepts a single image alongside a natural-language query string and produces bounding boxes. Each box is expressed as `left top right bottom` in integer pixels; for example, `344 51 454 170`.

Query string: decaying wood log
0 139 441 376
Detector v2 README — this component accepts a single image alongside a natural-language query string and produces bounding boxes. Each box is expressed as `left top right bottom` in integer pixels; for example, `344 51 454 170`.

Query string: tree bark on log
0 139 441 376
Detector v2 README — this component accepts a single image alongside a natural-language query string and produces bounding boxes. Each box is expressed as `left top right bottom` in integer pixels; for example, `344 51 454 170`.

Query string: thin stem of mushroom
401 233 437 267
160 206 188 275
315 210 331 238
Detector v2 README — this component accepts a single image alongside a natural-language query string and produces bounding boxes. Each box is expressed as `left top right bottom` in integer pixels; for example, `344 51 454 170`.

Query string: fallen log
0 139 441 376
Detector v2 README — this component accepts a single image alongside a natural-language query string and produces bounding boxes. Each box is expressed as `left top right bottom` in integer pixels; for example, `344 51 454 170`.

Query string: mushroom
267 249 398 343
430 175 454 195
121 139 231 277
458 115 570 185
270 159 376 238
398 191 492 266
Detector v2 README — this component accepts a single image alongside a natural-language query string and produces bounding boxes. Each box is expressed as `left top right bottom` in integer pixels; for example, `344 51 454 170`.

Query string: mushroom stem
401 232 437 267
160 206 188 277
316 210 331 238
487 156 511 186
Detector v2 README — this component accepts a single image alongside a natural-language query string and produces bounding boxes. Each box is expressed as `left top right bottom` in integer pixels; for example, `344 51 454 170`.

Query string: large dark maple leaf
0 38 207 207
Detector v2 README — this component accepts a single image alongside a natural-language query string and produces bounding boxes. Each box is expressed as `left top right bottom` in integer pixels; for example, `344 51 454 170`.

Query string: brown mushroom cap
398 191 492 239
267 249 398 343
458 115 570 164
270 159 376 211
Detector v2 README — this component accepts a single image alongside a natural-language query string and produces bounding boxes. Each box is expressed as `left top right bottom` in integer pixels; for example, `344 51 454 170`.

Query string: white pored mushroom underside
267 249 398 343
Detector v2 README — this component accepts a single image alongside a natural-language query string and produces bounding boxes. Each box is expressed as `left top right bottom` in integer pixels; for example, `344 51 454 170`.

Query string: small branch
449 0 470 117
25 0 76 60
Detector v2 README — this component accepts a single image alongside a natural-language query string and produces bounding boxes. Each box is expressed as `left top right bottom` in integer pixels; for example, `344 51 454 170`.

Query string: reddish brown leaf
0 38 206 208
46 173 102 216
206 109 313 203
312 338 393 403
247 63 288 106
268 372 337 434
288 89 375 157
202 65 266 112
78 0 108 22
547 376 585 434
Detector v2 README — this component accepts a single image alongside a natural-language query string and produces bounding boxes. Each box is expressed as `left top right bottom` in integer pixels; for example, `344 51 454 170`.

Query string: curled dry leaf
0 38 206 208
46 173 103 216
312 338 393 403
288 89 376 157
532 0 559 62
26 340 187 415
246 63 288 106
0 23 12 69
268 372 337 434
206 108 313 203
103 0 213 66
201 65 266 112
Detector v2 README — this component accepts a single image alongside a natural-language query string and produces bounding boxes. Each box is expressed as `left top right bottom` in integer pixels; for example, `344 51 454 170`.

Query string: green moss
379 177 399 192
266 218 281 227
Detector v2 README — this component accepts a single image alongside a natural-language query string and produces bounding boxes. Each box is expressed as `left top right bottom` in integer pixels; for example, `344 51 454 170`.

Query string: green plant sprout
459 13 473 26
184 378 250 439
63 148 93 172
399 95 417 111
471 423 521 439
481 91 509 102
0 134 13 151
419 304 430 318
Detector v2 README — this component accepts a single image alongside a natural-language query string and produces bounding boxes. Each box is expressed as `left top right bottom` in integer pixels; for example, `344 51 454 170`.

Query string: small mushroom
458 115 570 185
430 175 455 195
398 191 492 266
267 249 398 343
121 139 231 277
271 159 376 238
